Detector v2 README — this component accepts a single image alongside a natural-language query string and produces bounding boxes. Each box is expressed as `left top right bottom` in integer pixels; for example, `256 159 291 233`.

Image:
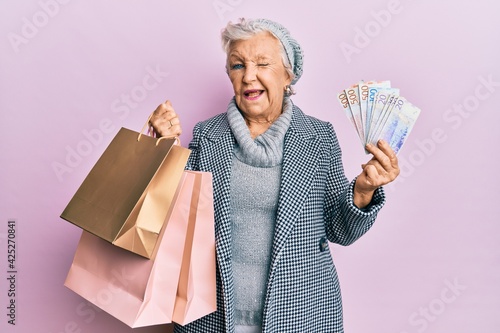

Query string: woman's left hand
353 139 400 208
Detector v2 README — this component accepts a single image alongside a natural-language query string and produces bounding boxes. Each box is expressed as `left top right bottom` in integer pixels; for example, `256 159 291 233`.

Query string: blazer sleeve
323 122 386 246
185 122 202 171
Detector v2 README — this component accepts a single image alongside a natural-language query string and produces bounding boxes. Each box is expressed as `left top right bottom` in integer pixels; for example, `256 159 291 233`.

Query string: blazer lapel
198 121 235 286
269 107 322 272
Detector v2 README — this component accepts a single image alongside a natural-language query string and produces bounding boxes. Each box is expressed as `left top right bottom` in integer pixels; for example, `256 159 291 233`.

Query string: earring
284 85 293 97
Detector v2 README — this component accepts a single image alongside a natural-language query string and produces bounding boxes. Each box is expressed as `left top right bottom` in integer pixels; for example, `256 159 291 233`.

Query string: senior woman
150 18 399 333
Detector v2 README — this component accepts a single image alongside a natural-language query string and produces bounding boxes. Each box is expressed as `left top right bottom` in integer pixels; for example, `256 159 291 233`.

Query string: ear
284 68 293 86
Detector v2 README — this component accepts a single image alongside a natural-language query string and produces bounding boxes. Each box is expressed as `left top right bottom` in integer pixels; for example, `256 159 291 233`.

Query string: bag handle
137 113 181 146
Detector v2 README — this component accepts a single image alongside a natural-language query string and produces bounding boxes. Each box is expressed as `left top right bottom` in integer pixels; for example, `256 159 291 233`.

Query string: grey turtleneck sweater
226 97 293 331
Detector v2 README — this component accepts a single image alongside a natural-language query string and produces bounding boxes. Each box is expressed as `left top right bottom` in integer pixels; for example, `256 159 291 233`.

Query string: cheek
265 76 285 96
264 69 288 89
229 75 240 91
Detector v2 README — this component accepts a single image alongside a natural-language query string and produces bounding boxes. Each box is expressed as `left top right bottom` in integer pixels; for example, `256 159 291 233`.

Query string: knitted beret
254 19 304 85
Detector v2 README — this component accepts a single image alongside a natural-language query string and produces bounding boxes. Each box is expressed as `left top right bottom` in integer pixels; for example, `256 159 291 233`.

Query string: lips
243 89 264 100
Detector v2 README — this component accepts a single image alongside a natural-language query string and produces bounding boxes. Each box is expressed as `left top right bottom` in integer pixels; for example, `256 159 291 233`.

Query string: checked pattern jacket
174 103 386 333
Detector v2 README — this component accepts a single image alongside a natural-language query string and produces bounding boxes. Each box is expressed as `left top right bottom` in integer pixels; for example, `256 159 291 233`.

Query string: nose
242 64 257 83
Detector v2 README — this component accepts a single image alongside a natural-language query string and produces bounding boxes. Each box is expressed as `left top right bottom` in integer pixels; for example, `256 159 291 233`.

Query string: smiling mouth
244 89 264 99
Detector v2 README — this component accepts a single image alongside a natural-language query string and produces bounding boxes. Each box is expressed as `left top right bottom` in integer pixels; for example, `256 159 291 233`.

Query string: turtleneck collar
227 97 293 167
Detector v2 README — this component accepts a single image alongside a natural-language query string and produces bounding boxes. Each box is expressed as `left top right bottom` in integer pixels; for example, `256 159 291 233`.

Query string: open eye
231 63 244 70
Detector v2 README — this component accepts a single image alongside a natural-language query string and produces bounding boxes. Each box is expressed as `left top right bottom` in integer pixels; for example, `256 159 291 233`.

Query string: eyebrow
255 55 272 62
228 53 273 62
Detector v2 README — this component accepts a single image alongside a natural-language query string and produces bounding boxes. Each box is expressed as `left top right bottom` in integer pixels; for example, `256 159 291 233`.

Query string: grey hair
221 18 296 91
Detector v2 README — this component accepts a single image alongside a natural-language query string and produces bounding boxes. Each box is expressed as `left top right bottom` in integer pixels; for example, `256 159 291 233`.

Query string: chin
241 104 268 116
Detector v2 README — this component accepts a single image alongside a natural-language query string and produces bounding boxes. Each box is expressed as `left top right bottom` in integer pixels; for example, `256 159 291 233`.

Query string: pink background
1 0 499 332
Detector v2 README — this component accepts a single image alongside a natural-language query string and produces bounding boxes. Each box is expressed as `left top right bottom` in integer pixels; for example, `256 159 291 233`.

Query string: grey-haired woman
150 18 400 333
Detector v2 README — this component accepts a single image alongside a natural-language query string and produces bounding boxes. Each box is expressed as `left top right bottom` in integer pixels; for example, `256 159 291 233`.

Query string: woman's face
227 32 292 121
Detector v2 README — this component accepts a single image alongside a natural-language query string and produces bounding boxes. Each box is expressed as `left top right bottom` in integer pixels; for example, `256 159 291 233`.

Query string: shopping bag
64 170 217 328
60 117 191 258
173 171 217 325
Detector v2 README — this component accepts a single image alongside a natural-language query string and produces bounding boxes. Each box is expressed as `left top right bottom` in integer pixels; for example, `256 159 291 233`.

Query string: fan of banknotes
336 80 421 155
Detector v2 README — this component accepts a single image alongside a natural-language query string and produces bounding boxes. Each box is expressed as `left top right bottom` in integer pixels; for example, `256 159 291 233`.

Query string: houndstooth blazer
174 103 385 333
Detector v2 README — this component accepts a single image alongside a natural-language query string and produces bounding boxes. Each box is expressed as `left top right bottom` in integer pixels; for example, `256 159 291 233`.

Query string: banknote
379 97 421 154
358 82 369 139
345 85 364 145
367 90 400 146
365 81 392 141
337 90 359 135
336 80 420 155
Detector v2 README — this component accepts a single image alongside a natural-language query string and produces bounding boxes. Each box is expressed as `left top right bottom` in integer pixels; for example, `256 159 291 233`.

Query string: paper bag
173 171 217 325
60 127 191 258
64 170 217 328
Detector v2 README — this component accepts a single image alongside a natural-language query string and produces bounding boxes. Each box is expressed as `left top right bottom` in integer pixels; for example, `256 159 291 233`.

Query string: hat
254 19 304 85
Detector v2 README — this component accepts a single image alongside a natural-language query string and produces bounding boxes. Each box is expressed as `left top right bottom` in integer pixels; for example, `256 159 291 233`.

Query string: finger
366 162 396 188
376 140 400 178
161 112 175 124
154 123 182 137
151 101 175 122
162 111 179 125
363 159 389 178
168 116 180 127
168 124 182 137
163 100 176 116
363 164 381 187
149 100 180 137
152 103 166 117
376 140 398 167
365 141 394 172
363 158 400 186
152 100 174 117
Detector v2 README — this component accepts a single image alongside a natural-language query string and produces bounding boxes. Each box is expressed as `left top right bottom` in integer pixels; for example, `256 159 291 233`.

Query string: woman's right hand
149 100 182 138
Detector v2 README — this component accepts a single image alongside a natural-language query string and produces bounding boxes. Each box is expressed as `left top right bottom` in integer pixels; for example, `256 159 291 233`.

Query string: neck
242 102 283 135
246 121 272 139
243 110 282 139
243 114 280 125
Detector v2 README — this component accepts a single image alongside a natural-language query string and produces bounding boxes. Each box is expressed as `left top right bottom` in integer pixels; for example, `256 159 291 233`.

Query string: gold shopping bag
61 116 191 258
